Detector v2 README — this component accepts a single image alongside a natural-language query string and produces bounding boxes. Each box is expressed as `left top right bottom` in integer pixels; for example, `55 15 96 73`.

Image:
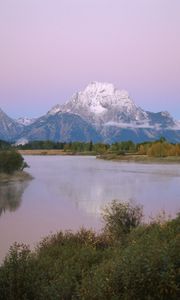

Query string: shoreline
0 171 33 183
17 150 180 163
18 149 96 156
97 154 180 164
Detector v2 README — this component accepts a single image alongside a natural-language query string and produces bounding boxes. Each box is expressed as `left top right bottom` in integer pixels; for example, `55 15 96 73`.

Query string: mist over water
0 156 180 262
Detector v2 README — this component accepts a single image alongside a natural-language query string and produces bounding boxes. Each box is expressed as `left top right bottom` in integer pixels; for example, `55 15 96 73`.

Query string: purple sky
0 0 180 119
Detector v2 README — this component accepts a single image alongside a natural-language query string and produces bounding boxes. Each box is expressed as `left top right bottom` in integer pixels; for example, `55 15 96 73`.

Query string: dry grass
18 150 96 156
18 149 68 156
98 154 180 163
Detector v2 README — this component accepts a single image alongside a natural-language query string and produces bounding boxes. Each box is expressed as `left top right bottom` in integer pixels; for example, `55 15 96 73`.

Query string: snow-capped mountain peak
82 81 131 106
46 81 177 133
84 81 115 96
60 81 148 124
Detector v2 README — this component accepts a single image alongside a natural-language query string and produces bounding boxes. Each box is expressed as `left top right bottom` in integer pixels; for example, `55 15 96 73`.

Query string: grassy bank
97 153 180 163
18 149 96 156
18 149 67 155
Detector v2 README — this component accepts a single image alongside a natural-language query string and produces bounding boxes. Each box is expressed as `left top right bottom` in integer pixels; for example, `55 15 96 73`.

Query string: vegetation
138 139 180 157
108 138 180 158
0 201 179 299
102 200 143 242
16 140 98 153
16 138 180 158
0 150 28 174
0 140 11 150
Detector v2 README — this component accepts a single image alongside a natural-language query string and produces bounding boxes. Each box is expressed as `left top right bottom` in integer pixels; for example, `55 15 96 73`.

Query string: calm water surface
0 156 180 261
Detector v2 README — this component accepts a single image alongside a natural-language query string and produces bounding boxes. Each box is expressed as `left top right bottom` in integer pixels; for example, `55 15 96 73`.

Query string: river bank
18 149 96 156
97 153 180 163
0 171 33 183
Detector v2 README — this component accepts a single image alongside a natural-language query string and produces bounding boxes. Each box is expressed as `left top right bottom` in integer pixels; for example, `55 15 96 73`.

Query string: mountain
49 82 148 125
17 112 101 143
0 82 180 143
0 108 23 141
48 81 180 142
16 117 36 126
50 81 179 129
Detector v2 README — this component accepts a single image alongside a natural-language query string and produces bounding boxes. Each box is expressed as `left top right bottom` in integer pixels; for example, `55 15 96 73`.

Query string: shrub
79 214 180 300
102 200 143 242
0 150 28 174
0 206 179 299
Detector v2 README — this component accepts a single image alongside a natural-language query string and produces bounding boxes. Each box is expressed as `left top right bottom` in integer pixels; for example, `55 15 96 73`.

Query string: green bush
0 204 179 300
102 200 143 242
0 140 11 150
0 229 108 300
79 215 180 300
0 150 28 174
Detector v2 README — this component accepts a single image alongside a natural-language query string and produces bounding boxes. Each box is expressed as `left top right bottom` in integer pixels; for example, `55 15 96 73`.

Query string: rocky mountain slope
16 112 101 143
0 108 23 141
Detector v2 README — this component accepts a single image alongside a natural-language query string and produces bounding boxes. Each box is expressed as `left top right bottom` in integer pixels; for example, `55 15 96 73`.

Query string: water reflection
26 156 180 219
0 181 29 216
0 156 180 263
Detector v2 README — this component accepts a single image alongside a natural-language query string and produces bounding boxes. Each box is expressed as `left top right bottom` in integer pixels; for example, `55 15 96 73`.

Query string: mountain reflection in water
0 181 29 216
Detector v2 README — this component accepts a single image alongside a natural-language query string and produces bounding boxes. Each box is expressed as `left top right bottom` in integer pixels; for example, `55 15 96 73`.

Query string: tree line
138 138 180 157
16 138 180 157
1 138 180 157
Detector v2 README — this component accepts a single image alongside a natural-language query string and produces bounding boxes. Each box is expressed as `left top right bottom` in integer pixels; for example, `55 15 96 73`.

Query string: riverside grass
97 153 180 163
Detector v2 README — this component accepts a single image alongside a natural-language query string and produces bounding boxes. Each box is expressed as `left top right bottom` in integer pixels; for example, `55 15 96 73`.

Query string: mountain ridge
0 82 180 143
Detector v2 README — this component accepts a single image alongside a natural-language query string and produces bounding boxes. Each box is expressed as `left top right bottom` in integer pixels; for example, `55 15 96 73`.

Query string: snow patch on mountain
17 117 36 126
47 104 62 115
173 120 180 130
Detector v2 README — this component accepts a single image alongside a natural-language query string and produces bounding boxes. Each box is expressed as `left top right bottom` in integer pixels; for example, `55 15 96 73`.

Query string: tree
89 140 93 152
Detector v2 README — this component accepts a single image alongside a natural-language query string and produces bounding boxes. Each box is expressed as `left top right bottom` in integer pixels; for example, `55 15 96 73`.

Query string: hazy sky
0 0 180 119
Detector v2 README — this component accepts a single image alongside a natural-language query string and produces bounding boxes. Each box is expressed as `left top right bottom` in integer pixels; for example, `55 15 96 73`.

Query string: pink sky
0 0 180 119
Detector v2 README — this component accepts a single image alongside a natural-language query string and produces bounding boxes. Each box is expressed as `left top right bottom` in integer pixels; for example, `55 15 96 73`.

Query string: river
0 155 180 262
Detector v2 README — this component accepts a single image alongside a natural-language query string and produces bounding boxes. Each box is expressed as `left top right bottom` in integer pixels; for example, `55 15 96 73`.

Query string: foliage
79 215 180 300
17 140 111 154
137 139 180 157
0 229 108 300
0 150 28 174
0 140 11 150
16 140 65 150
109 141 136 153
102 200 143 242
0 203 179 299
16 138 180 157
